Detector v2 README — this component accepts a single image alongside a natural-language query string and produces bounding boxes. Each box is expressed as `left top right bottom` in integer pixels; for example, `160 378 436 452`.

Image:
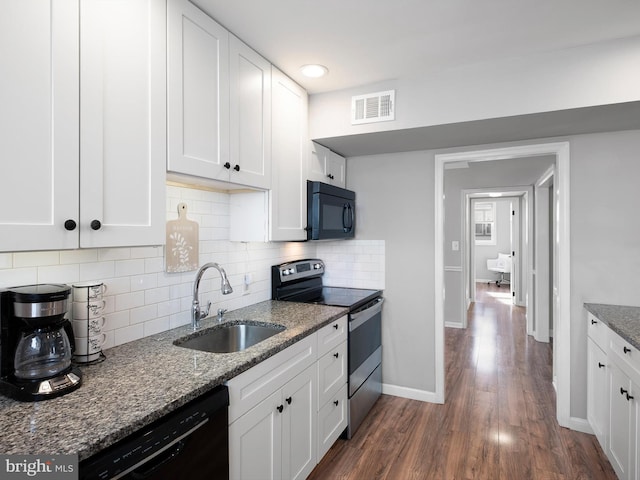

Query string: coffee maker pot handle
62 319 76 354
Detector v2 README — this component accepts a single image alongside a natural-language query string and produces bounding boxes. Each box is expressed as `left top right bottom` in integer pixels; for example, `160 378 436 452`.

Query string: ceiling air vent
351 90 395 125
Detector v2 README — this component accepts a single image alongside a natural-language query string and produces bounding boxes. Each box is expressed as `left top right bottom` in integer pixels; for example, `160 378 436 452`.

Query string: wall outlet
452 241 459 251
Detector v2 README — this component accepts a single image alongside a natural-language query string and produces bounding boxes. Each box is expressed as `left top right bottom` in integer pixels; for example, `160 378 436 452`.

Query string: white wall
349 129 640 421
0 185 385 351
309 35 640 140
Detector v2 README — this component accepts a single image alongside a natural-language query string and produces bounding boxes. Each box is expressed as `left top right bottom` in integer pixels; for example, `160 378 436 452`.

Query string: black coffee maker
0 284 82 401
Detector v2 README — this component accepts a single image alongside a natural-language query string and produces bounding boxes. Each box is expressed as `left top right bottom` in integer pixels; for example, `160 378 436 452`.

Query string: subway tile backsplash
0 185 385 350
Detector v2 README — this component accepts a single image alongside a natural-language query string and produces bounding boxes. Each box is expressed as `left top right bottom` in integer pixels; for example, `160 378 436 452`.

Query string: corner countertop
584 303 640 350
0 300 348 460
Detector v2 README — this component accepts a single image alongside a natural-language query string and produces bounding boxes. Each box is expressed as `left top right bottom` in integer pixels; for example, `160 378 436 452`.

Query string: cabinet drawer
588 312 609 351
317 341 347 407
317 315 347 358
609 331 640 385
227 334 316 423
317 384 348 460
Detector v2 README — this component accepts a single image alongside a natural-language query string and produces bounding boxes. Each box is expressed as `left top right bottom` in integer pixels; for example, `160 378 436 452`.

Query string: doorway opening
434 142 574 430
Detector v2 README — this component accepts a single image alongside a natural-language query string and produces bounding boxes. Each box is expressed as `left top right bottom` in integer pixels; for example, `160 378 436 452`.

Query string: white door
229 35 272 189
0 0 79 251
80 0 166 248
229 389 283 480
509 199 521 304
167 0 229 181
270 67 308 241
281 366 317 480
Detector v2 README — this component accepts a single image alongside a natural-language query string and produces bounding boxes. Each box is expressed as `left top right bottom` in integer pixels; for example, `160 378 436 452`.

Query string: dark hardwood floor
308 282 616 479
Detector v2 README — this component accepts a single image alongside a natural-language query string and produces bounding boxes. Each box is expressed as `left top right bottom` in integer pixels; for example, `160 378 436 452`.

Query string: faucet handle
200 301 212 320
217 308 227 316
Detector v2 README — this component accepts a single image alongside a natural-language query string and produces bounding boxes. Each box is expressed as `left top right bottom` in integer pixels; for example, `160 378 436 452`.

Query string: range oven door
348 297 383 396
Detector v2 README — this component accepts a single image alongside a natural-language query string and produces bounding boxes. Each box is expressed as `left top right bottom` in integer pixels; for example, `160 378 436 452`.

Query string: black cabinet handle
277 405 284 413
621 387 629 396
334 352 339 358
627 393 635 401
64 219 77 231
233 164 240 172
286 397 292 405
333 324 339 330
598 362 605 368
327 174 334 180
591 319 597 325
624 346 632 354
333 400 339 406
223 162 231 169
90 220 101 230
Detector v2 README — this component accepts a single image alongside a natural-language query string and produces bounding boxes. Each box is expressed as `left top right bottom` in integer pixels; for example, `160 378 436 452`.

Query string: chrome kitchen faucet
191 263 233 330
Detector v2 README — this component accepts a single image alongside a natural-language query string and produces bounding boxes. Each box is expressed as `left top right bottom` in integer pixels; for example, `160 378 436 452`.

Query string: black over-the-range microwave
306 181 356 240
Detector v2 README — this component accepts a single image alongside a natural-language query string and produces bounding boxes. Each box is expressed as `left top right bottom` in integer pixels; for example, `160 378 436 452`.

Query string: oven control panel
275 259 324 283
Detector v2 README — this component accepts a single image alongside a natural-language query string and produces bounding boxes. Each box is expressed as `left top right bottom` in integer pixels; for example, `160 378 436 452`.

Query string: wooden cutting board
166 202 199 273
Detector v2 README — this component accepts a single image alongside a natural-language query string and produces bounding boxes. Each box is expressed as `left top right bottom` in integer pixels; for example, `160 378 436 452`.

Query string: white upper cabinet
80 0 166 248
0 0 165 252
229 34 272 189
0 0 80 252
270 67 309 241
167 0 230 182
309 142 346 189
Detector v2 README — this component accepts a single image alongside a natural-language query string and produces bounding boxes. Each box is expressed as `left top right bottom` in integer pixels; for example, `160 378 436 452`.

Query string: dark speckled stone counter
585 303 640 350
0 300 348 460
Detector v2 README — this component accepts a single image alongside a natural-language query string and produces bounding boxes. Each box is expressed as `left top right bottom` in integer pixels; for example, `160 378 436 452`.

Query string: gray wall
348 129 640 420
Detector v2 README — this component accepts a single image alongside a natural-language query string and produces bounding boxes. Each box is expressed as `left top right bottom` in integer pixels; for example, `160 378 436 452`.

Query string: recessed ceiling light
300 64 329 78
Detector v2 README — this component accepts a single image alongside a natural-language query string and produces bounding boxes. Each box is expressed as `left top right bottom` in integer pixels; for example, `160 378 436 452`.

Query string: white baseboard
475 278 494 283
567 416 594 435
445 321 464 329
382 383 442 404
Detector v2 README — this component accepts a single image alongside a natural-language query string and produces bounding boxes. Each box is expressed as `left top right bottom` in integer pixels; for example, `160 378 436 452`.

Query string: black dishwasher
79 385 229 480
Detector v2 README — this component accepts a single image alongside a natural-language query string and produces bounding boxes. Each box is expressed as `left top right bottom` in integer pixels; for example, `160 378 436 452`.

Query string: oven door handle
349 297 384 332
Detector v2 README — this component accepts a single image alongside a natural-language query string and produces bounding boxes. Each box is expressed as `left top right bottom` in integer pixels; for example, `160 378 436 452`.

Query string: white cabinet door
588 338 609 448
229 389 282 480
167 0 229 181
229 34 271 189
309 142 346 188
609 363 633 479
270 67 308 241
326 150 346 188
282 366 317 480
0 0 79 252
80 0 166 248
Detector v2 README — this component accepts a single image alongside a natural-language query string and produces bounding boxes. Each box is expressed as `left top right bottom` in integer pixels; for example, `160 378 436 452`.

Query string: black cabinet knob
90 220 102 230
233 164 240 172
333 324 339 330
64 219 77 231
223 162 231 169
624 346 632 354
286 397 292 405
327 174 334 180
627 393 635 401
334 352 339 358
277 405 284 413
598 362 605 368
621 387 629 396
591 319 597 325
333 400 339 406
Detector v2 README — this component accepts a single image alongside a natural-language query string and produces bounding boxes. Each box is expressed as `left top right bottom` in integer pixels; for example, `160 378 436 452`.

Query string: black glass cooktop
307 286 381 310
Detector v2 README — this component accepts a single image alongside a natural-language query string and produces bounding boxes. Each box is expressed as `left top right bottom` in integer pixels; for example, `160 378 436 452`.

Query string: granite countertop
585 303 640 350
0 300 348 460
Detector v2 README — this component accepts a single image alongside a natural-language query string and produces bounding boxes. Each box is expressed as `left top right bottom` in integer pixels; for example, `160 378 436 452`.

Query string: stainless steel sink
174 321 285 353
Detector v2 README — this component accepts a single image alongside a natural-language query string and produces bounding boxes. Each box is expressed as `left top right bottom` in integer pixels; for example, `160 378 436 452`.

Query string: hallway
308 282 616 479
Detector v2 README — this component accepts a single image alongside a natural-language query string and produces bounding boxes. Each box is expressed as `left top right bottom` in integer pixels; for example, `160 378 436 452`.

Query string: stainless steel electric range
272 259 383 438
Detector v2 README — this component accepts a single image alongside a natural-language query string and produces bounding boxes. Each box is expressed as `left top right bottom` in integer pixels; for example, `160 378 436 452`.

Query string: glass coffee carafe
13 325 73 380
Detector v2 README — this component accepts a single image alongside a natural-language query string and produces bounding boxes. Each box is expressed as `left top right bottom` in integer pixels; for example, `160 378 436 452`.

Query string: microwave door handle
343 203 354 233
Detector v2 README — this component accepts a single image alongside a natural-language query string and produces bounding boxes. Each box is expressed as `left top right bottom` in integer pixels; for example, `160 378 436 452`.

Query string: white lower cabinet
228 317 348 479
587 310 640 480
229 365 316 480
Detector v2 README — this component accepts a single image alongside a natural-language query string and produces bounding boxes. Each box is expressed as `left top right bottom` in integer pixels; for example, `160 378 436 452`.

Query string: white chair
487 253 511 287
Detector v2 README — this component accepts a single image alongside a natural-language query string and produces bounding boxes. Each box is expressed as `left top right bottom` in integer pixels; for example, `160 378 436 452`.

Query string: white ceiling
193 0 640 94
